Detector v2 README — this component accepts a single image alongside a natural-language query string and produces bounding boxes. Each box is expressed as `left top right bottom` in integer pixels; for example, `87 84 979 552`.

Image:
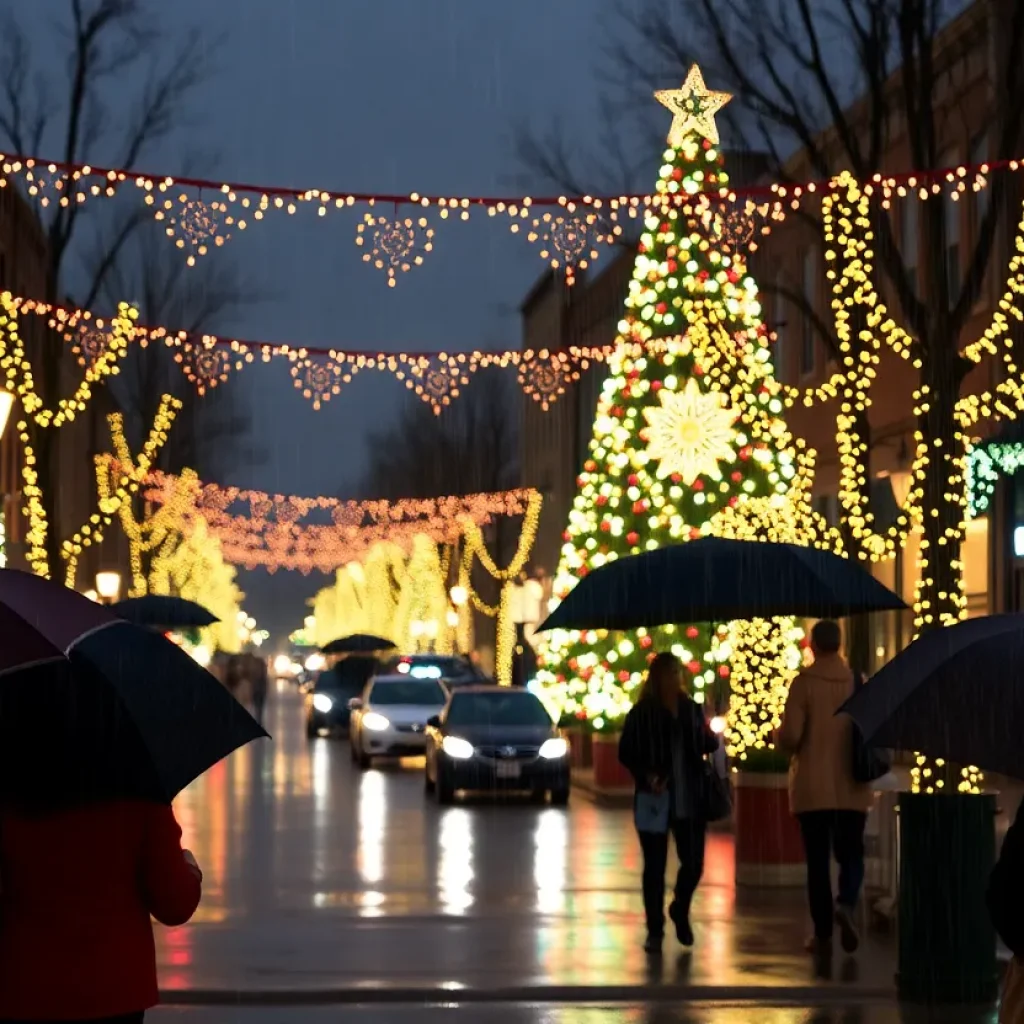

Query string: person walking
247 652 269 726
618 652 719 954
778 619 873 958
0 771 203 1022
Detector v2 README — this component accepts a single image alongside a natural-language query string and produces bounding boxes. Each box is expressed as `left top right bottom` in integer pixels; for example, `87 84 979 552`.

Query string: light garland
142 471 540 575
2 149 1015 280
20 390 180 580
966 441 1024 517
460 491 543 687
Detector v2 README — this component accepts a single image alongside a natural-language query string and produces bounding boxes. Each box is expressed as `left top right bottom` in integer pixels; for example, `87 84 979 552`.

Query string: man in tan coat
778 620 873 957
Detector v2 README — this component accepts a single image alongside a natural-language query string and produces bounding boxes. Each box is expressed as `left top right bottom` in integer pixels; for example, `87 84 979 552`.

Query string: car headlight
539 737 569 760
442 735 475 759
312 693 333 713
363 712 391 732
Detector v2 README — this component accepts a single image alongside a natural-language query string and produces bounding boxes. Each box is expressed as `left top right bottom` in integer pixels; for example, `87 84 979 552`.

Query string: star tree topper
642 378 739 485
655 65 732 147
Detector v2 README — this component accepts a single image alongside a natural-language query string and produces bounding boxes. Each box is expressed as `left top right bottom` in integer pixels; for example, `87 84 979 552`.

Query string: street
147 684 978 1020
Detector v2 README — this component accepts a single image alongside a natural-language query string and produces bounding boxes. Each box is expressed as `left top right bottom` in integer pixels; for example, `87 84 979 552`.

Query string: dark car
382 654 485 689
306 659 377 738
423 686 570 805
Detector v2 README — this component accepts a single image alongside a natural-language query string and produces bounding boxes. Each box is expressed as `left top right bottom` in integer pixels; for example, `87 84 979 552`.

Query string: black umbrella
0 569 267 804
537 537 906 633
321 633 396 655
112 594 219 629
839 614 1024 779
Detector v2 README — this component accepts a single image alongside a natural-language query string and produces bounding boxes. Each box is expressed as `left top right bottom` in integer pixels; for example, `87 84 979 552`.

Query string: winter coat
777 652 873 815
618 694 719 814
0 800 202 1020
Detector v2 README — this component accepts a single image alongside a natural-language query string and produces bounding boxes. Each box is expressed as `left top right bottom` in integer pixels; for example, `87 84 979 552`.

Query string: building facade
520 0 1023 668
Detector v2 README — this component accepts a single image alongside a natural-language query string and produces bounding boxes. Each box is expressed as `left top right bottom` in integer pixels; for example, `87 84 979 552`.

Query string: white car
349 674 449 769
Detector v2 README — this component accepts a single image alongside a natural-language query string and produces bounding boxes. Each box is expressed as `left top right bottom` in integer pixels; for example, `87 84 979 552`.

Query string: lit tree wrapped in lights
537 66 834 754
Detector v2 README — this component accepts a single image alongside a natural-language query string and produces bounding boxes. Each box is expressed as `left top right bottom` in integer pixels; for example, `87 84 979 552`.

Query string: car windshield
315 664 370 694
446 691 553 728
385 656 480 682
369 680 447 706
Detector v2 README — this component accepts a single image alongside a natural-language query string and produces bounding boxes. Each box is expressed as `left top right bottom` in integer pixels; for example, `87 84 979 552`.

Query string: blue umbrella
537 537 906 632
839 614 1024 779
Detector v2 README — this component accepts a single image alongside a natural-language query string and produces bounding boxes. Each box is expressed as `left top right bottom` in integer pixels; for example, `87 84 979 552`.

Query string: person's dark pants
797 809 868 940
638 818 706 937
252 690 266 726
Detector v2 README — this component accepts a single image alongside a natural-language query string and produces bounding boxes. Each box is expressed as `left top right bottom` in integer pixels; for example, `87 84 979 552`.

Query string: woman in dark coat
619 651 719 953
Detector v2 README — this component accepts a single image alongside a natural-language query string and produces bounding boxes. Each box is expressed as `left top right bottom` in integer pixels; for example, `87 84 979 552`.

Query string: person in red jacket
0 797 203 1022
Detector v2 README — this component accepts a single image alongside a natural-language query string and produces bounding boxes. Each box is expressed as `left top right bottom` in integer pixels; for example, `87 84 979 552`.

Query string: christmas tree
538 66 830 757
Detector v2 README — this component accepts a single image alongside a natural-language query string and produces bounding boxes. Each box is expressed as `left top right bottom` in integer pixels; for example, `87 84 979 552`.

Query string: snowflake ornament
642 378 738 484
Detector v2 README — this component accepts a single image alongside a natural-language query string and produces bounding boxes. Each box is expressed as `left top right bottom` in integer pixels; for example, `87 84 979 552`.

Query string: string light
60 397 183 587
460 491 543 687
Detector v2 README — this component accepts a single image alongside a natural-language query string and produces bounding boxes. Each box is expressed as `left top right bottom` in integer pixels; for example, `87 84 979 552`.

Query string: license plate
496 762 521 779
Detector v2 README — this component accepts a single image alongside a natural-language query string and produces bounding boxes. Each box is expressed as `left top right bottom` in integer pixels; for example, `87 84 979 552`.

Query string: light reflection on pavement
153 1003 997 1024
157 689 902 998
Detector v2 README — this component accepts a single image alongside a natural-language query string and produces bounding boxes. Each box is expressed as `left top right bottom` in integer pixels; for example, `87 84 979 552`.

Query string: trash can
897 792 999 1004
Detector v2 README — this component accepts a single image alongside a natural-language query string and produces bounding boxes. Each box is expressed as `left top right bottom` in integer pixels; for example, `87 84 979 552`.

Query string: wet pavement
152 1003 996 1024
159 687 902 1004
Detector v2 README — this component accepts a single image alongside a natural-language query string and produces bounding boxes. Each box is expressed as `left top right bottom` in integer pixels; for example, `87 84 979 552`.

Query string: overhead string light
3 149 1018 283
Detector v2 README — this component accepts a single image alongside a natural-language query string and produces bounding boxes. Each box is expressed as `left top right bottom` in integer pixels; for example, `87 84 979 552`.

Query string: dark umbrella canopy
538 537 906 633
321 633 396 655
112 595 219 629
839 614 1024 779
0 569 267 804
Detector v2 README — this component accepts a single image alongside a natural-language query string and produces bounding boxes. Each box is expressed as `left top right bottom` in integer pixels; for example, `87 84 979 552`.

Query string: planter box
591 732 633 793
561 725 593 770
733 771 805 887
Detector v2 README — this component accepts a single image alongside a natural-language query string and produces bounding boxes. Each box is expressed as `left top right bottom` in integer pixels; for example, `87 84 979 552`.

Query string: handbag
634 790 670 834
850 671 891 784
700 758 732 822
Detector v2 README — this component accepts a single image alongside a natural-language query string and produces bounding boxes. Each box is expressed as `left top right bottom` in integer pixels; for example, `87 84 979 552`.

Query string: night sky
22 0 619 634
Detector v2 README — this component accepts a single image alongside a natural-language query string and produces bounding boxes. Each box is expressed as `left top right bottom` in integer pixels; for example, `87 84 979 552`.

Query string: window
902 194 918 293
942 148 961 303
801 248 816 376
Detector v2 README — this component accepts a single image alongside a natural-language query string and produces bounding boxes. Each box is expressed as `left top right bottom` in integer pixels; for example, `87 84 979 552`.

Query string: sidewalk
157 832 900 1006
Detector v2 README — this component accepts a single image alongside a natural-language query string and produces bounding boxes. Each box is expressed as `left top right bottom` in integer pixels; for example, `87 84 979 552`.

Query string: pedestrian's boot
668 901 694 947
834 904 859 954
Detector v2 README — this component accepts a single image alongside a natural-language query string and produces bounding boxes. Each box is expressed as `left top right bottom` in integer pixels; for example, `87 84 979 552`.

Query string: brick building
520 1 1022 667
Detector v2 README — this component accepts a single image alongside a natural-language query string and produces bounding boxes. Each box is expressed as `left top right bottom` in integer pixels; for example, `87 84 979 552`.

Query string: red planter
733 772 806 887
592 732 633 792
562 726 593 770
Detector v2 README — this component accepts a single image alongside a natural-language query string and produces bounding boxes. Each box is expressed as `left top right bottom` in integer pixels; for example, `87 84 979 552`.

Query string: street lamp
0 387 14 441
95 570 121 604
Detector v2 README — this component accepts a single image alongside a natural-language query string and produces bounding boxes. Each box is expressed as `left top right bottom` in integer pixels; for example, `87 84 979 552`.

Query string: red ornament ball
628 474 639 486
627 531 639 546
640 635 653 649
618 670 630 684
600 520 611 532
718 666 730 678
652 380 663 392
686 626 699 639
693 479 704 491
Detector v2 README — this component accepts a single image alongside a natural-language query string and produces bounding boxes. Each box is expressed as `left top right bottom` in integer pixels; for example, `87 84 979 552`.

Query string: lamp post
95 570 122 605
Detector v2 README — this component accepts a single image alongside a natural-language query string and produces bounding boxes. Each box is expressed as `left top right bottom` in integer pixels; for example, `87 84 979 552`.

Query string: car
348 674 449 769
305 662 375 738
382 654 485 689
423 685 571 806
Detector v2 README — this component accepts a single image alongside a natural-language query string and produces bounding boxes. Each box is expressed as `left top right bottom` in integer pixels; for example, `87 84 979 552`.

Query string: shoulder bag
850 671 891 784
